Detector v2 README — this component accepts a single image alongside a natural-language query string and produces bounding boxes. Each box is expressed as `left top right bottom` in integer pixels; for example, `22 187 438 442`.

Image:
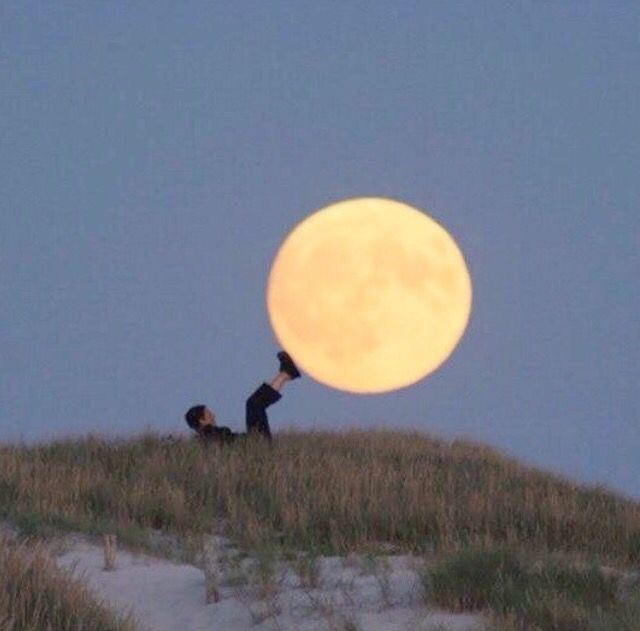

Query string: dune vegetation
1 430 639 562
0 535 135 631
1 429 640 629
424 543 640 630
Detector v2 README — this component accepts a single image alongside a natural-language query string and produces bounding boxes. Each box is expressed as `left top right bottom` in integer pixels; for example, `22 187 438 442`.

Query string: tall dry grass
1 429 639 565
0 536 135 631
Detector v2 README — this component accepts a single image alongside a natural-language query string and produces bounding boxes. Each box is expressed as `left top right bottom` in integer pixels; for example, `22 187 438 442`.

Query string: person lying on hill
184 350 301 444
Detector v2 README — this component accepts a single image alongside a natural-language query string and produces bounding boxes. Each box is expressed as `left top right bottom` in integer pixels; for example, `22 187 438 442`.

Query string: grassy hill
1 429 639 629
2 429 639 562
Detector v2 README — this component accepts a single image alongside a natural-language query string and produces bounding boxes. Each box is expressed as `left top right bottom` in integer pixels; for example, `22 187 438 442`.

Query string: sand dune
55 536 481 631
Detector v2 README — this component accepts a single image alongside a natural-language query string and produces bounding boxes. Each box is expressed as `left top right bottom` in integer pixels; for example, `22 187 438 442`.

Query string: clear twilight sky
1 3 638 499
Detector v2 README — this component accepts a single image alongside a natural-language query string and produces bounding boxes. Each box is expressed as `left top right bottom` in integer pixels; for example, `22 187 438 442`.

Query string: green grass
422 544 640 630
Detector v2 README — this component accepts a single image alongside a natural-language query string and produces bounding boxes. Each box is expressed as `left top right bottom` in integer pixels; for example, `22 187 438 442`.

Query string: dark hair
185 405 206 430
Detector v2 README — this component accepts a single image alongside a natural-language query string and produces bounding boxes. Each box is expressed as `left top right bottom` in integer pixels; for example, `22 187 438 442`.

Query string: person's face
200 407 216 427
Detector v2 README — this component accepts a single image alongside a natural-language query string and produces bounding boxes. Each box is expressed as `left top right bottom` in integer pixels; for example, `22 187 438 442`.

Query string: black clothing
194 382 281 444
197 424 240 445
245 382 282 440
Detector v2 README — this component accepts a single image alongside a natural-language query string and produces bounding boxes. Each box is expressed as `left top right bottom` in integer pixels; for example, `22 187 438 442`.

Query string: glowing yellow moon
266 198 472 393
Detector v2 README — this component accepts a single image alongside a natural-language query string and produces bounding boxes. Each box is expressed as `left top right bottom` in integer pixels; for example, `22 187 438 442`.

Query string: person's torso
198 425 241 444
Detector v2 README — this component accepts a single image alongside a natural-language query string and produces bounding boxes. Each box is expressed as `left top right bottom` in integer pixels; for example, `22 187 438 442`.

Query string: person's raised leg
270 371 291 392
245 351 300 438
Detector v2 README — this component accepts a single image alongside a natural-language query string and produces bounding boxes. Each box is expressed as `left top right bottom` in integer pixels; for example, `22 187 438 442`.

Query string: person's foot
277 351 301 379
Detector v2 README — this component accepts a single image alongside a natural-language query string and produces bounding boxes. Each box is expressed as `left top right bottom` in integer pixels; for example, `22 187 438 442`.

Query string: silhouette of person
184 351 301 443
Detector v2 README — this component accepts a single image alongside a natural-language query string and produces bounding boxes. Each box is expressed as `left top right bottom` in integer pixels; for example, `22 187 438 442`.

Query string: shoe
277 351 301 379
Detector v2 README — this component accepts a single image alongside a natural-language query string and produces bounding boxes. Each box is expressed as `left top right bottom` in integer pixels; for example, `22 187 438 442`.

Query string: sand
54 536 483 631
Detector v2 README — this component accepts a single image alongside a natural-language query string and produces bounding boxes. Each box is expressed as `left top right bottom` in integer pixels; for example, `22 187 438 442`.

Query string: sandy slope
54 537 482 631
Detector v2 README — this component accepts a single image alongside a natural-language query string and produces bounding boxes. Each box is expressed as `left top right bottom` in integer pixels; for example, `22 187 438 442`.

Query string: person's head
184 405 216 431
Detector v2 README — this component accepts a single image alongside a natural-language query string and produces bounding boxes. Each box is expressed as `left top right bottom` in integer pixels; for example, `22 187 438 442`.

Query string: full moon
266 198 472 393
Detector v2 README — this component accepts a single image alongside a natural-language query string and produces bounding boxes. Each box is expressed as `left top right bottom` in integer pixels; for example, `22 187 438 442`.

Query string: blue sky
1 2 638 499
